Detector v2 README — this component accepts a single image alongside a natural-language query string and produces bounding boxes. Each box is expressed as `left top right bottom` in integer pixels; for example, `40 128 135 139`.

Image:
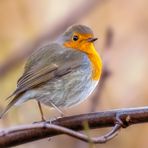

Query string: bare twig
0 122 120 145
0 106 148 147
0 0 104 77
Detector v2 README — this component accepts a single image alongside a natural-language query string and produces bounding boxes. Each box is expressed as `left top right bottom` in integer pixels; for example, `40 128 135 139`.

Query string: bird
0 25 102 121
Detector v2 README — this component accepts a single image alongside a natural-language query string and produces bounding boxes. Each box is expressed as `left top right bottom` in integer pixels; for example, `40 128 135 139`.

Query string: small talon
33 121 42 124
46 116 60 124
41 118 46 122
48 119 54 124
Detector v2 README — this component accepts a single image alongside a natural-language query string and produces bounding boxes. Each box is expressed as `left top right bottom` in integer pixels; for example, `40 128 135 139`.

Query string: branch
0 107 148 147
0 0 104 77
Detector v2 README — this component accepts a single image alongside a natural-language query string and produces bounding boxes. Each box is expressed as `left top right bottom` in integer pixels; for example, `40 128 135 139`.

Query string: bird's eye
73 35 79 41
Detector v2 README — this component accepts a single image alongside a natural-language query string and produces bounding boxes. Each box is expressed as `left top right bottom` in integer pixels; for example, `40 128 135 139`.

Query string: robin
0 25 102 121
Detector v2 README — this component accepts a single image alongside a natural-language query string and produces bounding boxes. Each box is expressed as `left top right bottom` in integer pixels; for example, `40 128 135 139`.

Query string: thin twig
1 122 121 144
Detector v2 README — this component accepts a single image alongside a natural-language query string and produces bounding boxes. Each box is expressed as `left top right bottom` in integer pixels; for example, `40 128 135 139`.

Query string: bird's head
58 25 102 80
60 25 97 55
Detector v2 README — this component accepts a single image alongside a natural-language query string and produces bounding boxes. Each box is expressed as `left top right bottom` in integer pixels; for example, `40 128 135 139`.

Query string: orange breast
86 44 102 80
64 33 102 80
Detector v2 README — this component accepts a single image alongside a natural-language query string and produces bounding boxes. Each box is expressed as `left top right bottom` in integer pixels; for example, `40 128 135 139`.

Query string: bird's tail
0 96 18 118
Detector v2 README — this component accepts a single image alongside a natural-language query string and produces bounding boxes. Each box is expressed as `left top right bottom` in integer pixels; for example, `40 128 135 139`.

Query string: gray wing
9 43 83 98
0 43 84 118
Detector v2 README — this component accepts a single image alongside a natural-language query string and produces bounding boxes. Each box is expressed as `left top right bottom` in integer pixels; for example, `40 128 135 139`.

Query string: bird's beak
87 37 98 42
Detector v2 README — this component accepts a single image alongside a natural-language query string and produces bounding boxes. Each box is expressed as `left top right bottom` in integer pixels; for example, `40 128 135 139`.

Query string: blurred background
0 0 148 147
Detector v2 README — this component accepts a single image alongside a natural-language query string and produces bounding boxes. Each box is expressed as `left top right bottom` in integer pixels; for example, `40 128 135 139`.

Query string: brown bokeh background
0 0 148 147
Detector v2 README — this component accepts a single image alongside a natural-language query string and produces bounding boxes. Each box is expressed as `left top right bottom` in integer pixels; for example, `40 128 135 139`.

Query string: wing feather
1 43 85 118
